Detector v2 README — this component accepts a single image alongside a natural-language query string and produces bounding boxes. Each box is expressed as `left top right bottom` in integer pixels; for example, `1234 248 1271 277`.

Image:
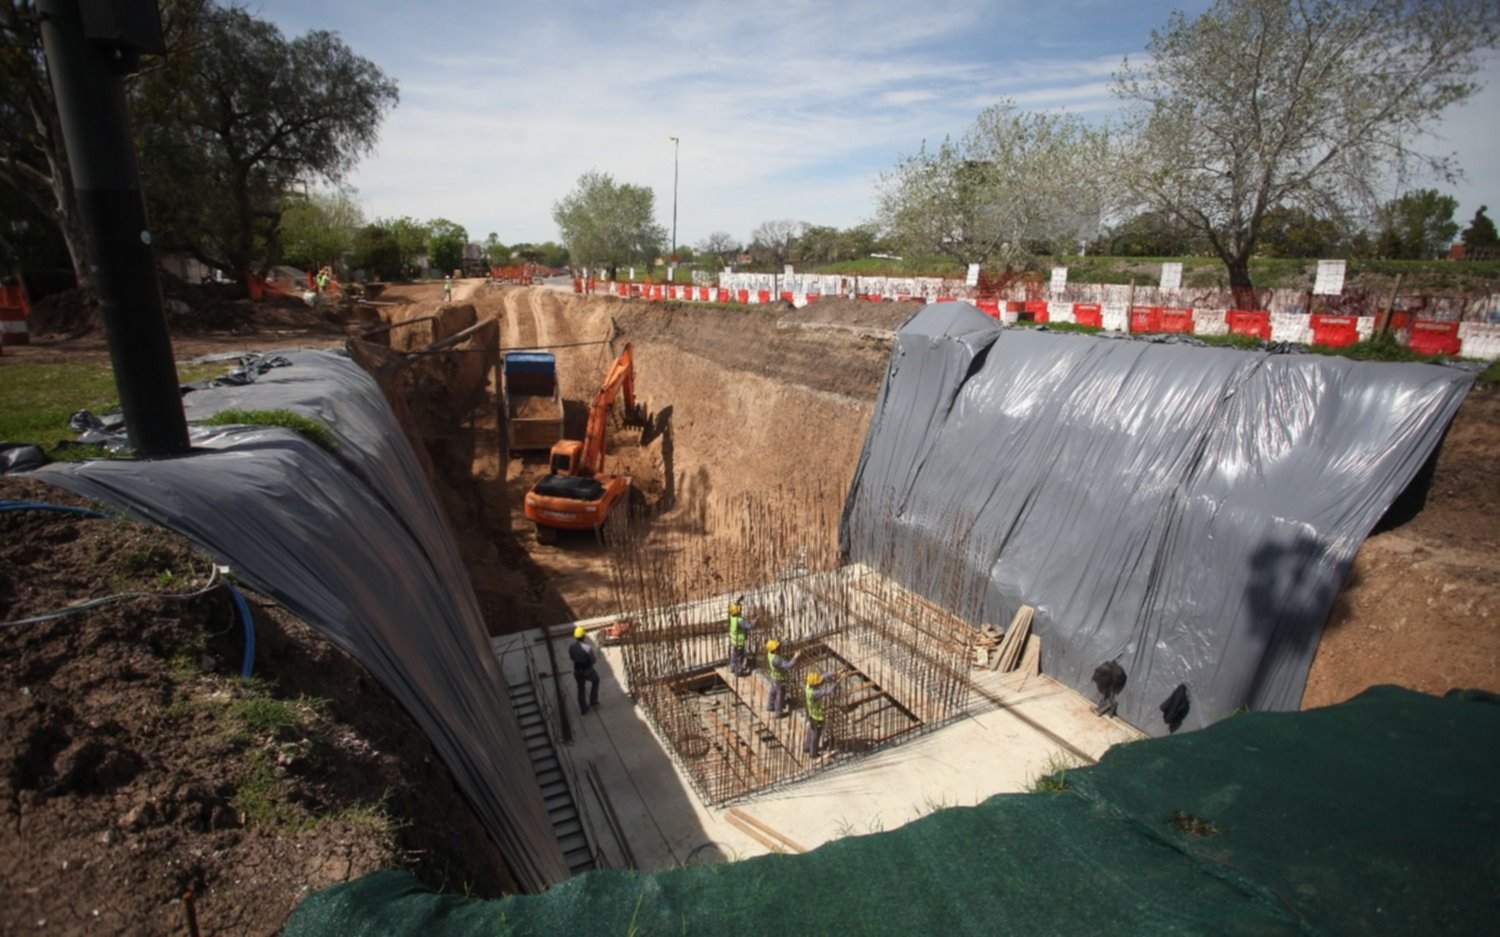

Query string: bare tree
877 102 1111 267
750 219 804 267
1114 0 1500 300
697 231 740 267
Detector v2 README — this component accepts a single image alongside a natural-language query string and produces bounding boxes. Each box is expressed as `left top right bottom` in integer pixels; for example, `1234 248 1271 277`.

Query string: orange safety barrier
1309 314 1359 348
0 283 31 347
1130 306 1163 333
1073 303 1102 327
1225 310 1271 341
1159 307 1194 334
1407 319 1461 356
1022 300 1050 323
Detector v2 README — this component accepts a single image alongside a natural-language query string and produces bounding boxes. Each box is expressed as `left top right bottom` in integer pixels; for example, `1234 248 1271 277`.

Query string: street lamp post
668 136 679 263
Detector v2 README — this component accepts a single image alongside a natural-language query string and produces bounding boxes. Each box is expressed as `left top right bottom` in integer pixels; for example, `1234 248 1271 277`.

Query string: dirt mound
788 296 925 331
28 288 100 337
1 476 511 935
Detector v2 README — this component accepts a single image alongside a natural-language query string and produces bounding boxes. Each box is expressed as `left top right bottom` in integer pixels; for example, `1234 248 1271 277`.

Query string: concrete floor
491 599 1143 872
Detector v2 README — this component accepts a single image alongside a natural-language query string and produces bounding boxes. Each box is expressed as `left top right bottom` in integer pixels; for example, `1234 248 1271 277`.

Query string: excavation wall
841 303 1472 735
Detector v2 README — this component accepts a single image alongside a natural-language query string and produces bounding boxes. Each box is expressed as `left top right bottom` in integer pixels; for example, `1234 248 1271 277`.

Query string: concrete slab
492 609 1144 872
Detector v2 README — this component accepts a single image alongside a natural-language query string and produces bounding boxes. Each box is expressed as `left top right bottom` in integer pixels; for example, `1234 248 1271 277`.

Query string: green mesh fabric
284 686 1500 936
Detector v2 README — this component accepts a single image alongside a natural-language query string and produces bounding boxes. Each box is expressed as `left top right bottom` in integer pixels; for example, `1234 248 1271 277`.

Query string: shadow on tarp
37 349 569 890
282 686 1500 937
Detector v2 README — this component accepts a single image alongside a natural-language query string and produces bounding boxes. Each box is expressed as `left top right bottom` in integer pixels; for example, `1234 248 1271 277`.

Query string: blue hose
0 500 107 518
224 579 256 678
1 499 255 676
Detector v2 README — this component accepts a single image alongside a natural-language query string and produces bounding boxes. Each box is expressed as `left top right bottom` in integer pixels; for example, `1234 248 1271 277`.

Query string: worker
569 625 601 714
727 599 755 676
803 670 842 757
442 273 453 303
315 266 330 293
764 639 800 717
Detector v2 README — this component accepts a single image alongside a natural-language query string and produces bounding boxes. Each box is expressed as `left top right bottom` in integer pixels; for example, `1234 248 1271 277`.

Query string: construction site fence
568 275 1500 360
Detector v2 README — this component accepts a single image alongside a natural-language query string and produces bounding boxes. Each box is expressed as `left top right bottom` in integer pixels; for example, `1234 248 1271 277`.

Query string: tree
1256 205 1344 258
0 0 206 289
750 220 803 267
1104 211 1208 256
384 216 429 279
427 218 467 275
1461 206 1499 250
877 101 1111 266
279 191 364 273
552 170 666 278
1374 189 1459 259
350 223 401 280
1115 0 1500 300
697 231 740 268
483 232 508 266
135 5 398 291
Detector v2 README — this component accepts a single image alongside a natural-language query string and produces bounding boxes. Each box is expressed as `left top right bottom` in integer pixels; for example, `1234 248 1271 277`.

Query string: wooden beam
725 812 786 853
727 808 808 853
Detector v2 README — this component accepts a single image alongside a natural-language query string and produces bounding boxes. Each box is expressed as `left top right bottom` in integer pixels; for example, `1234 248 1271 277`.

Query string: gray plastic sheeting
39 349 569 890
841 303 1472 735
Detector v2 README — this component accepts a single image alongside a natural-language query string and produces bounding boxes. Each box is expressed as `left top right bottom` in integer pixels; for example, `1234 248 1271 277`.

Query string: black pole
39 0 190 457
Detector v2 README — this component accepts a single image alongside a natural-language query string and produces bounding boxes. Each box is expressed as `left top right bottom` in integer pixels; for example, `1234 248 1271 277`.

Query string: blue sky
251 0 1498 249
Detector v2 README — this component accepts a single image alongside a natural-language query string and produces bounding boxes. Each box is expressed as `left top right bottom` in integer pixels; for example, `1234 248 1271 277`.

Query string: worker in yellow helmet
568 625 601 714
803 669 843 757
764 639 800 718
726 597 755 677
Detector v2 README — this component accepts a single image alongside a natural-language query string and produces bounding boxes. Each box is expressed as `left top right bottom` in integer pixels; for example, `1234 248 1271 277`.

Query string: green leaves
552 171 666 272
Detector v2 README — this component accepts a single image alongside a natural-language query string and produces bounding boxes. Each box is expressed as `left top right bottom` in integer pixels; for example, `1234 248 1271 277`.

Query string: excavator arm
576 343 641 476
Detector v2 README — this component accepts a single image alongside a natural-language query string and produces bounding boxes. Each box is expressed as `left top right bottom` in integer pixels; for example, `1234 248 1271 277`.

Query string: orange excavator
523 343 647 543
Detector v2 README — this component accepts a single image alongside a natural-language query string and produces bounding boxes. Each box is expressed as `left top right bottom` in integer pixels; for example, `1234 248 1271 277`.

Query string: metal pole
669 136 679 262
39 0 189 457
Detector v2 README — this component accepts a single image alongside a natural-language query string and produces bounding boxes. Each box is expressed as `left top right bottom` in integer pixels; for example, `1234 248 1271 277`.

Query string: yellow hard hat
766 639 780 652
574 626 587 639
806 671 822 686
729 603 741 615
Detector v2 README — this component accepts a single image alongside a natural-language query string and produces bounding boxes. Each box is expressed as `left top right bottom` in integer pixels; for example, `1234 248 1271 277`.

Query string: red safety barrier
1160 307 1194 334
737 289 749 303
976 299 1000 318
1073 303 1102 327
936 296 956 303
1005 301 1025 313
1407 319 1462 356
781 291 794 303
0 283 31 347
757 289 771 304
1309 314 1359 348
650 284 664 301
629 283 643 298
1383 311 1412 330
806 293 821 303
863 294 883 302
1022 300 1050 324
1130 306 1163 333
573 277 584 294
699 286 710 301
1225 310 1271 341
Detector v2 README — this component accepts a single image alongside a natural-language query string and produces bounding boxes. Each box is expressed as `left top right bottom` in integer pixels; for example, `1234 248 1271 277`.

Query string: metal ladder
508 676 597 875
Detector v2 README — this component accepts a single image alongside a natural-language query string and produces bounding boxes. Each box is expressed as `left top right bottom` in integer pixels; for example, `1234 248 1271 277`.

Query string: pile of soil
788 296 925 332
0 475 512 935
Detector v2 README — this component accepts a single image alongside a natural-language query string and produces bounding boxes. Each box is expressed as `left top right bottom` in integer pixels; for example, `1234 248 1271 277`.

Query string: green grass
203 408 338 451
0 360 222 452
1036 321 1102 335
1027 751 1088 794
1477 361 1500 384
1194 333 1265 350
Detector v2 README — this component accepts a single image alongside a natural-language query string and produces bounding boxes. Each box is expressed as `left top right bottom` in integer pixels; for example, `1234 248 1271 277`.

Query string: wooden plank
992 605 1033 673
725 812 786 853
1018 634 1040 677
727 808 809 853
822 633 942 724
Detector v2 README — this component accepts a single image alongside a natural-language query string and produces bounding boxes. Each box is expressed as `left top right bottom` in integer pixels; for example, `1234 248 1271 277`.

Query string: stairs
509 679 597 875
